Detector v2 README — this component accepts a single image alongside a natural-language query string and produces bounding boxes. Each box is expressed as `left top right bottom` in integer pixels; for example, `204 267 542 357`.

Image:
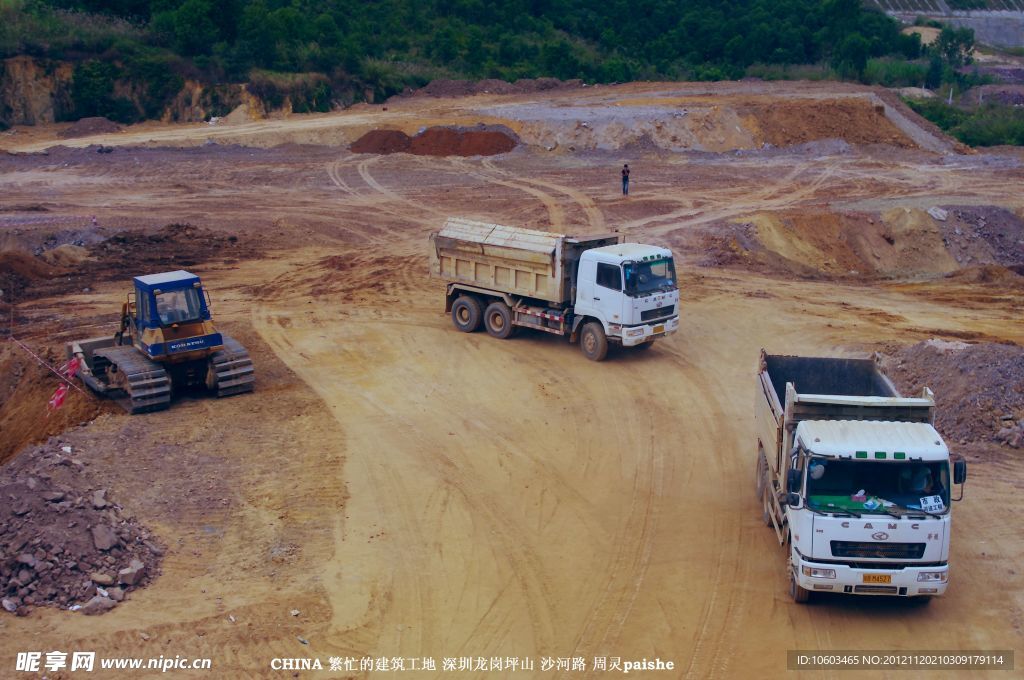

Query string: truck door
594 262 625 325
575 258 596 314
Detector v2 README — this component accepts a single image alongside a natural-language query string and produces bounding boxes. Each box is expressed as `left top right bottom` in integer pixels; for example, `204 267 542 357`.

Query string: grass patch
904 97 1024 147
863 58 929 87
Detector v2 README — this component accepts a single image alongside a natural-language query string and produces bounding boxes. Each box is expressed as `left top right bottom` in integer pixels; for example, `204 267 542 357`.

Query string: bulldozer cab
133 271 212 329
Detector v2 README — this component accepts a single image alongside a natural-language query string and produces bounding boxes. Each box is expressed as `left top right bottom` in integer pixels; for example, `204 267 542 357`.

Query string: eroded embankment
688 205 1024 281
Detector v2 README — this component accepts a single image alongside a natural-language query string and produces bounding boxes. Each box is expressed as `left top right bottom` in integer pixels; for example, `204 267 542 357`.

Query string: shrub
863 58 928 87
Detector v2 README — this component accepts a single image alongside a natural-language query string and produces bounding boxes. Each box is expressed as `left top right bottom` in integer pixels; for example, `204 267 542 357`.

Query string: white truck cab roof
796 420 949 461
586 243 672 263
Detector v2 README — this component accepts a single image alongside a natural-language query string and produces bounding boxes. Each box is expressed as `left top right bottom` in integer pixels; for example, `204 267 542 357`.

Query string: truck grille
854 585 899 595
641 305 674 322
831 541 925 560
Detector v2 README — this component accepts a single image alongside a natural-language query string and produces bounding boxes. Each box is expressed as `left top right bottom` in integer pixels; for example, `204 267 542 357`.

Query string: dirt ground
1 80 1023 678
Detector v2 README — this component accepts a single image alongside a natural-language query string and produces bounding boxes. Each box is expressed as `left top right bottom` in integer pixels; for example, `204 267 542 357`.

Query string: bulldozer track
211 335 256 397
92 346 172 414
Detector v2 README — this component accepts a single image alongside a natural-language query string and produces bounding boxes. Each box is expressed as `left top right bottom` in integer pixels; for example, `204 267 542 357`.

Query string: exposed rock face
0 56 74 126
0 59 253 128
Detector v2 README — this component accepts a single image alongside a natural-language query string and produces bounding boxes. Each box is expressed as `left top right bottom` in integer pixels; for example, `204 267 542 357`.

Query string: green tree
934 26 974 69
833 32 869 79
173 0 218 56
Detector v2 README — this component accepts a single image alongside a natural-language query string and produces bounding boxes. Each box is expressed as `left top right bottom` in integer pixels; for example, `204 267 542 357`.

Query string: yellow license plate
653 325 665 334
863 574 891 584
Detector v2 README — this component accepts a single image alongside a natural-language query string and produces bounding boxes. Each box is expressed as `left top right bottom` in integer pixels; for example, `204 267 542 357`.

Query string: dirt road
1 82 1022 678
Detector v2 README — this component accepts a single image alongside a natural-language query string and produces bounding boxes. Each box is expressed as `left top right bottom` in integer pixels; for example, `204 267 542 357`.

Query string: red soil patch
410 127 517 156
351 126 517 156
349 129 411 154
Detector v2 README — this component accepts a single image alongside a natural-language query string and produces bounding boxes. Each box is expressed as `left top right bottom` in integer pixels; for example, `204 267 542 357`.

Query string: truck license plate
863 574 891 584
653 325 664 334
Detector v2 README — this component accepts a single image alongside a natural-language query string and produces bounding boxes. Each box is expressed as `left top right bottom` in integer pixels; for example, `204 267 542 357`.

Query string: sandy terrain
1 81 1023 678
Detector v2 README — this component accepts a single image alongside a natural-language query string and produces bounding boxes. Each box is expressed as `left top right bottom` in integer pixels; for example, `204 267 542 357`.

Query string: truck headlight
626 328 645 337
802 566 836 579
917 571 947 583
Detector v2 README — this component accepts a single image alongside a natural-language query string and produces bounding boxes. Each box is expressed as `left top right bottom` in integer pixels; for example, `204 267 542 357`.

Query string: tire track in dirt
355 156 448 224
252 304 566 660
448 158 566 228
563 434 661 669
481 158 606 231
621 159 844 237
253 309 441 661
654 321 750 680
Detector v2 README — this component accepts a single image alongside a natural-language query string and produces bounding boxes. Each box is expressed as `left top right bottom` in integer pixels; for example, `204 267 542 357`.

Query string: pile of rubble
881 339 1024 449
1 439 163 616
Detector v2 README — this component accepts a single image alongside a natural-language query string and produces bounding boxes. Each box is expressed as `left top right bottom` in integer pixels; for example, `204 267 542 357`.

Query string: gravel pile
1 438 163 616
881 340 1024 448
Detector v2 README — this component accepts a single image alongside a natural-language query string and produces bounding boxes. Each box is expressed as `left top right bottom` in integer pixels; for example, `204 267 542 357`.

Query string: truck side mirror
953 459 967 485
786 492 800 508
787 468 802 494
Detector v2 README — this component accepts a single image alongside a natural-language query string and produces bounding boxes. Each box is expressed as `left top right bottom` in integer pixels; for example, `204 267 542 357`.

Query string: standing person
621 163 630 195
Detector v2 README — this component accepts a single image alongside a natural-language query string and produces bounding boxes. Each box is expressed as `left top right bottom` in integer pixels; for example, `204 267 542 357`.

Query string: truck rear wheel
451 295 482 333
484 301 514 339
580 322 608 361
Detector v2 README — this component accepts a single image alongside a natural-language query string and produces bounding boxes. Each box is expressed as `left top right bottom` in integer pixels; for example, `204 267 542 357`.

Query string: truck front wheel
484 301 514 339
451 295 482 333
580 322 608 361
789 568 811 604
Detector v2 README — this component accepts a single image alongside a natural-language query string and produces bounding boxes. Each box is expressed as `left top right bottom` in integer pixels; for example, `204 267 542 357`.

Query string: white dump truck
755 350 967 602
429 218 680 360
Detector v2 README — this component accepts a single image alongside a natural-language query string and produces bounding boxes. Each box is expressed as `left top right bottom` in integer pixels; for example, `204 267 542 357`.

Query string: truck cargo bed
429 217 620 303
762 354 898 406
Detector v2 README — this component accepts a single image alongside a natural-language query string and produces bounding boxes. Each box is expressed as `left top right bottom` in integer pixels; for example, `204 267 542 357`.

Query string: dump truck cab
787 420 965 599
430 218 681 360
126 271 224 362
574 244 679 347
755 351 967 602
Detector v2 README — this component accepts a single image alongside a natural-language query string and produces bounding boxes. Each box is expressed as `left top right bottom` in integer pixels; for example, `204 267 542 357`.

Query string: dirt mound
945 264 1024 287
58 117 122 140
701 209 958 279
744 99 915 148
880 341 1024 448
352 126 518 156
39 243 91 267
5 223 258 303
936 205 1024 270
0 343 112 465
692 204 1024 281
350 129 411 154
0 250 64 302
409 126 517 156
1 437 163 617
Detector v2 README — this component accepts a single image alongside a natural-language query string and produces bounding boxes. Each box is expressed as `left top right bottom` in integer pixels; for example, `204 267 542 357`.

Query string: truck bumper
795 556 948 597
619 317 679 347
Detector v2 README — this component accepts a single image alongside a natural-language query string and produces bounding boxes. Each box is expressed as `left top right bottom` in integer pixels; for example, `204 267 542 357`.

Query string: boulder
89 572 114 586
81 595 117 615
118 559 145 586
91 525 118 551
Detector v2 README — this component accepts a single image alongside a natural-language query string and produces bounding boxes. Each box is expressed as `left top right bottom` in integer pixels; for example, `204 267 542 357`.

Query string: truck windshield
155 288 202 325
623 257 677 296
805 458 950 515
